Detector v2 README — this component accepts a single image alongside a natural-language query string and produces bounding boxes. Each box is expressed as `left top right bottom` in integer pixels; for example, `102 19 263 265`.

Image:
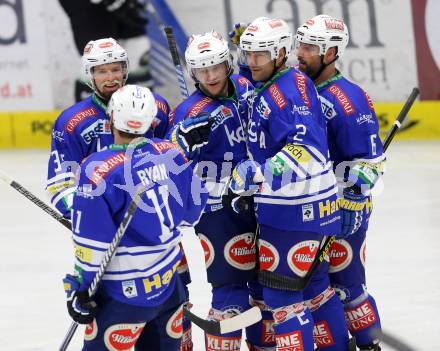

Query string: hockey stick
383 87 419 150
258 87 420 291
0 171 71 230
164 26 190 98
58 185 146 351
184 306 262 335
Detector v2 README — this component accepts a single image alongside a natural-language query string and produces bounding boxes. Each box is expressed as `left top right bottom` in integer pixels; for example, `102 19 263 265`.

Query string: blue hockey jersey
246 67 341 234
46 93 171 218
72 138 208 306
317 73 385 231
170 74 253 212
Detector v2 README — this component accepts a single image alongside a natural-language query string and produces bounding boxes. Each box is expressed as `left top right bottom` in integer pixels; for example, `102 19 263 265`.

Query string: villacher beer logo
104 323 145 351
287 240 319 277
198 233 215 269
84 319 98 341
328 239 353 273
258 239 279 271
224 233 256 270
166 306 183 339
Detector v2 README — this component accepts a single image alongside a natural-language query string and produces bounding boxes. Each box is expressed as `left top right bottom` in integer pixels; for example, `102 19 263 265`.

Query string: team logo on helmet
224 233 256 270
126 121 142 129
247 25 258 32
306 19 314 26
99 41 114 49
198 42 210 50
287 240 320 277
258 239 280 271
166 306 183 339
328 239 353 273
324 19 344 31
104 323 145 351
269 19 283 28
84 43 93 54
84 319 98 341
198 234 215 269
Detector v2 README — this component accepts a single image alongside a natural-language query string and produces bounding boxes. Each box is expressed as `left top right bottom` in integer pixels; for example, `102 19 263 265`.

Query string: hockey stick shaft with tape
0 171 71 230
164 26 189 99
383 87 419 151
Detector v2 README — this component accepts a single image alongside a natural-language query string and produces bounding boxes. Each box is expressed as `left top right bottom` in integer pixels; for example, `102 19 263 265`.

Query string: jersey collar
109 138 149 151
315 70 343 91
92 93 109 113
254 67 291 93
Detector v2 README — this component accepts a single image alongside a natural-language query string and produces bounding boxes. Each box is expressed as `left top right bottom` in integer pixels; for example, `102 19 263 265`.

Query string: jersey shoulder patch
268 83 287 109
294 72 311 107
64 106 99 134
88 152 128 185
327 83 355 116
187 95 214 117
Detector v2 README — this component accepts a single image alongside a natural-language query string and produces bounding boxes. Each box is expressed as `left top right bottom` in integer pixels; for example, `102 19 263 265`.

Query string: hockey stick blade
183 306 262 335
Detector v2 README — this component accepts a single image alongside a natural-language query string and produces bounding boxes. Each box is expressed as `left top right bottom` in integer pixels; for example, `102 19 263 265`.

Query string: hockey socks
246 298 276 350
305 287 350 350
344 293 382 349
205 284 250 351
264 288 315 351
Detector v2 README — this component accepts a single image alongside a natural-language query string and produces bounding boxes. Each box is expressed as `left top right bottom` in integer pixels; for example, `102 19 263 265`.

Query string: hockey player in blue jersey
46 37 171 219
63 85 208 350
168 31 260 351
295 15 385 351
225 17 355 351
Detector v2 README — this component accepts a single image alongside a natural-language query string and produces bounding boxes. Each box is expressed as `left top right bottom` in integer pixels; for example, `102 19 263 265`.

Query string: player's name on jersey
137 164 169 185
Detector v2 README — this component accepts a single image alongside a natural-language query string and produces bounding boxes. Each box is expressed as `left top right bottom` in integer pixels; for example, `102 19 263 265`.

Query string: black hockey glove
170 113 212 158
91 0 147 27
222 189 254 214
63 274 98 324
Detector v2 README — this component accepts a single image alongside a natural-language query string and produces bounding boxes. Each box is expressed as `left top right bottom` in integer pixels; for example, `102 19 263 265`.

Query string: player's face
247 52 276 82
92 62 125 100
195 63 229 97
295 42 321 77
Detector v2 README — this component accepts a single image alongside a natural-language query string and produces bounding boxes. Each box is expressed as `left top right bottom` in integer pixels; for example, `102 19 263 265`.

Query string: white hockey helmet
185 31 233 83
82 38 129 90
239 17 293 65
107 85 157 135
295 15 349 58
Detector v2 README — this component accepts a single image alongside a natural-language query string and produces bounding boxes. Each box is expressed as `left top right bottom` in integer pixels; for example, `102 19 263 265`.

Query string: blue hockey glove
228 23 248 46
229 159 264 196
63 274 98 324
171 113 211 158
339 186 366 238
